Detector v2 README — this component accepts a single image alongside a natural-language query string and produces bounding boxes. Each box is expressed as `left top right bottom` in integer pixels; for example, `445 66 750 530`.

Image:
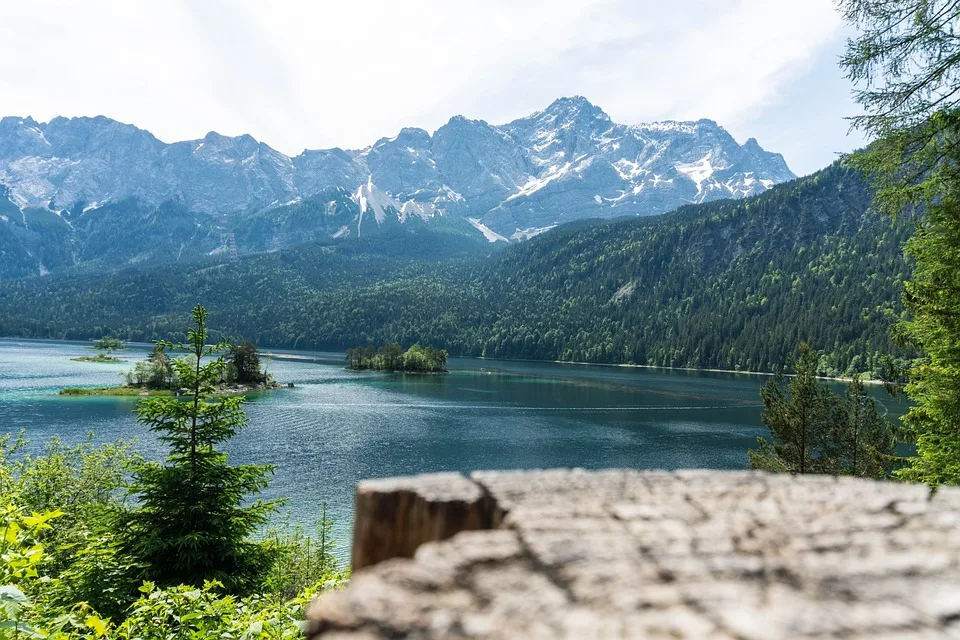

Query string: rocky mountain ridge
1 97 793 230
0 97 795 277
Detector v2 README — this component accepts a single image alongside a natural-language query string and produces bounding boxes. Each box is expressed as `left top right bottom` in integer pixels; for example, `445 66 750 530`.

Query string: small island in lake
61 340 282 396
92 337 126 351
70 337 127 363
60 385 173 397
71 353 123 363
346 343 448 373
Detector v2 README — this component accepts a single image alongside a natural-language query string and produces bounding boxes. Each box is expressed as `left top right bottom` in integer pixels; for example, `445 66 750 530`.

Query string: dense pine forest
0 162 909 377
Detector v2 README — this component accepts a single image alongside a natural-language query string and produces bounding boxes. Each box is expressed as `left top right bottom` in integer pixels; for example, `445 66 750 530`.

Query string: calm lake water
0 338 907 559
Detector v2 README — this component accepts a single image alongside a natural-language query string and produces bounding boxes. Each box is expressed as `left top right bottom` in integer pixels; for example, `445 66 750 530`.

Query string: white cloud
0 0 854 173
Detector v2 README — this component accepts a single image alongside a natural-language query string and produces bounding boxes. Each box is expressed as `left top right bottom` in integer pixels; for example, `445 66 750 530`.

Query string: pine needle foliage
118 305 280 593
750 344 899 476
750 344 833 474
840 0 960 485
826 375 902 478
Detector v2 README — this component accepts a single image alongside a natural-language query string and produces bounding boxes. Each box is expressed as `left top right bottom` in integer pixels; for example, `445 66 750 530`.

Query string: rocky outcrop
309 469 960 639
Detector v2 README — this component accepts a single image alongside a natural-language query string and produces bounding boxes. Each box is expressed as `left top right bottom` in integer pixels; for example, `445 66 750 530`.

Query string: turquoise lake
0 338 907 559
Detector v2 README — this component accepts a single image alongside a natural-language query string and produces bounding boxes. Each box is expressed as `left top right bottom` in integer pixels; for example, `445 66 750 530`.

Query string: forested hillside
0 162 910 376
470 162 909 374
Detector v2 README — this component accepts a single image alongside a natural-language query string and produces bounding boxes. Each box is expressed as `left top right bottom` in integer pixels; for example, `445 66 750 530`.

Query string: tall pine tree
826 375 899 478
750 344 833 474
840 0 960 485
118 305 279 593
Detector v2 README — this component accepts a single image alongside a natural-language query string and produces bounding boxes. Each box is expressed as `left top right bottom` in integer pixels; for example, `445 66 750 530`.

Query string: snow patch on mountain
633 121 700 135
612 158 646 181
510 225 557 241
399 199 439 222
675 155 719 197
507 162 573 201
352 176 441 235
437 184 464 203
468 218 508 243
354 177 391 231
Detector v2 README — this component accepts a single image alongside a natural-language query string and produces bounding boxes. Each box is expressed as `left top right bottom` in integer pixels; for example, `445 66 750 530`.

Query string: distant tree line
346 342 448 373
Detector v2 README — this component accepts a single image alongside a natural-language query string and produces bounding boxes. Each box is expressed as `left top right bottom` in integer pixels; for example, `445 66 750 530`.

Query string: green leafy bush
0 309 349 636
0 441 346 638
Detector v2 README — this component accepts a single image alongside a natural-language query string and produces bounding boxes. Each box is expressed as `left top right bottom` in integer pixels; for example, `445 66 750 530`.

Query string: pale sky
0 0 865 176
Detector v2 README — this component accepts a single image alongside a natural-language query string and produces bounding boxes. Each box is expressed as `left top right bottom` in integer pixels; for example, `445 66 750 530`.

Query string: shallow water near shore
0 338 907 561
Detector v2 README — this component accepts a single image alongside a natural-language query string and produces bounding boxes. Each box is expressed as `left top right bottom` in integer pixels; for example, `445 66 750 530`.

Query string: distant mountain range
0 96 795 278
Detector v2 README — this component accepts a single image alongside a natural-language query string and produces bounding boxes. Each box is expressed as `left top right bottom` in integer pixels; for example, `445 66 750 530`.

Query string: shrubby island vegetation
61 340 281 396
70 336 126 363
70 353 122 363
346 342 448 373
92 337 125 351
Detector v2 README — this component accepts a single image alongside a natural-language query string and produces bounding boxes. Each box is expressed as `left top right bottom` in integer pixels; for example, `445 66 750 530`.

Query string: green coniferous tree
826 375 899 478
750 343 833 474
118 305 279 593
839 0 960 485
229 341 264 385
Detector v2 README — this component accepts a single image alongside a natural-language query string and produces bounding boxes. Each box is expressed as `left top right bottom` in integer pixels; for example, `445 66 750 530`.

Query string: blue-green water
0 338 906 557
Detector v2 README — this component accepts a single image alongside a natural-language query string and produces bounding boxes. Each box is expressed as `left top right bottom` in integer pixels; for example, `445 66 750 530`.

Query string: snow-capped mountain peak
0 97 796 258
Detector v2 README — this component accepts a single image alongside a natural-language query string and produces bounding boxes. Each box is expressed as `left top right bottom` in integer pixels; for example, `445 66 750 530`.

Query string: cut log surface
309 469 960 639
350 472 502 570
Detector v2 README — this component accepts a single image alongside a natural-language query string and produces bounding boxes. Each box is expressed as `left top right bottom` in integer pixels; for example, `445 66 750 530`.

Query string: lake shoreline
70 355 124 363
2 336 884 386
345 368 449 375
59 381 286 398
469 356 886 385
60 386 173 397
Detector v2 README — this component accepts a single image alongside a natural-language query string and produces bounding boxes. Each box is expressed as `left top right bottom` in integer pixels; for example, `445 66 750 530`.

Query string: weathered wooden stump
309 469 960 639
350 472 502 569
